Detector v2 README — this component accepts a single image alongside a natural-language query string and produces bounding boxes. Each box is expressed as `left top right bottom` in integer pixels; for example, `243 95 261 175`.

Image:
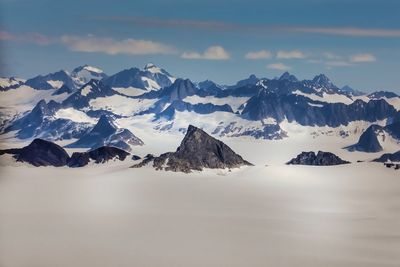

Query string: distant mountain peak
72 65 104 74
144 62 157 70
279 71 298 82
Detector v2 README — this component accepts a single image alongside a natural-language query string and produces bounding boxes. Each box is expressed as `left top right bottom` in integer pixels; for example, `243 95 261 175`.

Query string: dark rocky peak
346 125 383 153
0 138 71 167
68 146 130 167
341 85 365 96
234 74 260 88
373 151 400 163
158 78 197 101
91 115 118 136
287 151 350 166
368 91 399 99
30 99 60 118
279 71 298 82
66 115 143 151
133 125 252 173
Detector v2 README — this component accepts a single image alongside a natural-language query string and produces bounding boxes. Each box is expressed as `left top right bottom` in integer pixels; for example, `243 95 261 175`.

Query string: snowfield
0 130 400 267
0 160 399 267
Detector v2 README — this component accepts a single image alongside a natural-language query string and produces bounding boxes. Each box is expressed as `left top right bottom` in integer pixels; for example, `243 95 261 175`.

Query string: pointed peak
312 74 331 83
93 115 117 132
72 65 103 74
279 71 298 82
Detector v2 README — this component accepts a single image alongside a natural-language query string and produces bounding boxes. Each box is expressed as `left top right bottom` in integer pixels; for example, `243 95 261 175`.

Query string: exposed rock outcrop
132 125 252 173
0 139 70 167
287 151 350 166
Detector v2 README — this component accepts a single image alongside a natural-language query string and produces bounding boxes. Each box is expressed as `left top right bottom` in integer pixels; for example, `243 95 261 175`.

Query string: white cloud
60 35 176 55
181 46 230 60
277 50 307 59
245 50 272 59
267 63 291 71
350 53 376 63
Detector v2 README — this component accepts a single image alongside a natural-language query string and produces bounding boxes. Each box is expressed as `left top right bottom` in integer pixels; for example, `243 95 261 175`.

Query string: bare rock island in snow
0 139 134 167
287 151 350 166
132 125 253 172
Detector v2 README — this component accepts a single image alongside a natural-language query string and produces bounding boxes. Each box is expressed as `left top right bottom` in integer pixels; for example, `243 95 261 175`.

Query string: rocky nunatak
0 138 135 167
132 125 252 173
287 151 350 166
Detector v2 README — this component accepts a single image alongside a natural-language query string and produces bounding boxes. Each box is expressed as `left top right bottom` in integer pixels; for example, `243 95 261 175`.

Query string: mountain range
1 63 399 158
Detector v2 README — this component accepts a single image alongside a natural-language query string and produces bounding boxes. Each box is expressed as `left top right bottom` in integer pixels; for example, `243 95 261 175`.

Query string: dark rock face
346 125 383 152
242 89 396 127
0 139 70 167
155 100 233 120
347 121 400 153
373 151 400 162
0 139 131 167
136 125 252 173
287 151 350 166
68 146 130 167
66 115 143 151
62 80 117 109
341 85 365 96
52 84 73 95
25 70 76 90
368 91 399 99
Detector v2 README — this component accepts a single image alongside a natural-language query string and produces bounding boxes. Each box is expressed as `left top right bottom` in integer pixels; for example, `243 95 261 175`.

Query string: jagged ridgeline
1 63 400 156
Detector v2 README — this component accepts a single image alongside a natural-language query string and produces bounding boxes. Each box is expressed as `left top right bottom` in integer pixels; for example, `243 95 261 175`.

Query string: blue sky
1 0 400 92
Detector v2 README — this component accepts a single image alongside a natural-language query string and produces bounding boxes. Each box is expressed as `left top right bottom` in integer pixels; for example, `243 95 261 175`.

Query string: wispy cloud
267 63 291 71
350 53 376 62
0 31 176 55
245 50 272 60
181 46 230 60
0 30 55 45
93 16 400 38
60 35 176 55
277 50 307 59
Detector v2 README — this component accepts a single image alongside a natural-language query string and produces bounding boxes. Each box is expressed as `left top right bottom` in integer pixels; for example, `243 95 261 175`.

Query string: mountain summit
134 125 252 172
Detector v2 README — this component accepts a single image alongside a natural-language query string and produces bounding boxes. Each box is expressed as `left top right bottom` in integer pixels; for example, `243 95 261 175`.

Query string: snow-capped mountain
1 64 400 158
70 65 108 86
21 65 107 91
102 63 175 92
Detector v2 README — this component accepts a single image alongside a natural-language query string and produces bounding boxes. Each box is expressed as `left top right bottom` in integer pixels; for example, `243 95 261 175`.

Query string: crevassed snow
293 90 354 104
183 95 250 112
54 108 96 124
47 80 64 89
89 95 158 116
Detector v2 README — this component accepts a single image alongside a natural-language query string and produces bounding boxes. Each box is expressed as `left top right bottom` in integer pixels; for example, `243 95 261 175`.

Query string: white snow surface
293 90 354 104
46 80 64 89
54 108 96 124
0 150 399 267
113 87 147 97
89 94 158 116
